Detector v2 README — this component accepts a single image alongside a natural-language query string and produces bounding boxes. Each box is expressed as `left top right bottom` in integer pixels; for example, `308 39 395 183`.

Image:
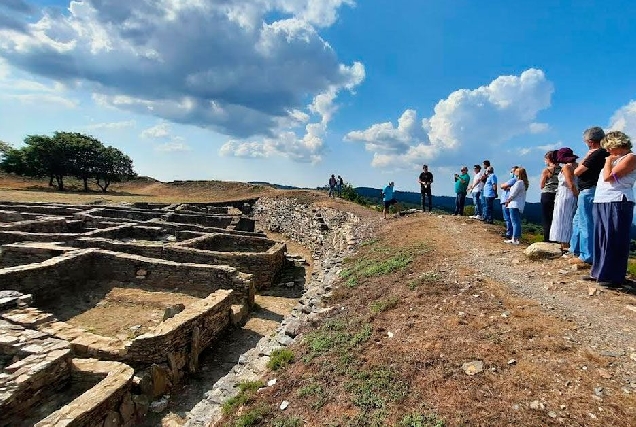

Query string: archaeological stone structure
0 200 292 426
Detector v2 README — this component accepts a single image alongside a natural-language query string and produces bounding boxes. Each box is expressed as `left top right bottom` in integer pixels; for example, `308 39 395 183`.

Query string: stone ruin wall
1 293 139 427
0 199 287 426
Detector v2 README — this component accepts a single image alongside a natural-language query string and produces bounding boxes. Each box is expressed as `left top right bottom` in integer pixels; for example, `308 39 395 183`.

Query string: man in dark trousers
418 164 434 212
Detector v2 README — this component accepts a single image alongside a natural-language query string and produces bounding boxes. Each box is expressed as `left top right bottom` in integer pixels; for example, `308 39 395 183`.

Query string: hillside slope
221 213 636 426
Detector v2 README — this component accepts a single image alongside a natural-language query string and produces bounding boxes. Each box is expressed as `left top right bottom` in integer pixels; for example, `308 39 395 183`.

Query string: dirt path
435 214 636 359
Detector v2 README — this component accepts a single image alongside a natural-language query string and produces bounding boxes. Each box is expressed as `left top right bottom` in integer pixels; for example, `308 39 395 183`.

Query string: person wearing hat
583 131 636 287
549 147 579 253
568 127 608 266
382 181 398 219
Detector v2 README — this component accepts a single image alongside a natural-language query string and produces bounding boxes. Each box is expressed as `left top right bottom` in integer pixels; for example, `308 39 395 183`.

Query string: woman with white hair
585 131 636 287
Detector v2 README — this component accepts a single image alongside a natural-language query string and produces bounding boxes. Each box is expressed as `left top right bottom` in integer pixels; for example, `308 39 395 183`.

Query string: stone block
230 304 248 326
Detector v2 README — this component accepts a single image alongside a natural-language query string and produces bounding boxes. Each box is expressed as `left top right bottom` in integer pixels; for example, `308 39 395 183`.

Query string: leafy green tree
58 132 103 192
94 146 136 192
340 182 369 206
0 132 136 192
22 134 70 189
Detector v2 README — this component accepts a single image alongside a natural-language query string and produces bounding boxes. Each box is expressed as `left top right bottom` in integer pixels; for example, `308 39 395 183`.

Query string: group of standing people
540 127 636 288
328 174 344 198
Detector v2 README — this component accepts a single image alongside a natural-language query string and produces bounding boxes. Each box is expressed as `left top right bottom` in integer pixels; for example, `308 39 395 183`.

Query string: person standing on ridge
586 131 636 287
500 166 519 239
328 174 337 198
540 150 561 242
453 166 470 216
382 181 398 219
569 127 608 266
418 165 434 212
549 148 579 253
337 175 344 197
468 164 484 219
482 166 497 224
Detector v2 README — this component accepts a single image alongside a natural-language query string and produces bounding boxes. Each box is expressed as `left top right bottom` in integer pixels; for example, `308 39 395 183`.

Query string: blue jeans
569 188 595 263
501 204 513 237
472 191 482 217
483 197 495 223
509 207 522 239
455 192 467 215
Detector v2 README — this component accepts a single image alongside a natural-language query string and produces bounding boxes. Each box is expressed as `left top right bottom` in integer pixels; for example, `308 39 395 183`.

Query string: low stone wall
146 219 264 237
181 233 275 253
0 217 69 233
0 249 254 306
0 243 75 268
72 237 285 288
95 251 254 304
0 231 82 245
0 294 74 426
36 359 138 427
0 203 85 216
124 290 232 369
0 250 93 304
164 212 234 229
84 224 168 241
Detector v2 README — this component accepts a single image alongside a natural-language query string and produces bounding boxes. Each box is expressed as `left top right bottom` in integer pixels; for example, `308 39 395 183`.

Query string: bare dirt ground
222 213 636 426
50 285 202 338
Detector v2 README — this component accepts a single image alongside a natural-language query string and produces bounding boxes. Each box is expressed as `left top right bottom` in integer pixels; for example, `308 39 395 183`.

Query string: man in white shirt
468 164 485 219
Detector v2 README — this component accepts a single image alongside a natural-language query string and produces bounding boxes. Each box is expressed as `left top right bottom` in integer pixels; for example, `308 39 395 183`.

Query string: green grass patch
398 412 446 427
627 259 636 276
234 405 269 427
298 382 328 409
370 296 400 314
222 381 264 415
345 367 408 411
267 348 294 371
339 243 429 288
303 319 372 361
360 237 380 247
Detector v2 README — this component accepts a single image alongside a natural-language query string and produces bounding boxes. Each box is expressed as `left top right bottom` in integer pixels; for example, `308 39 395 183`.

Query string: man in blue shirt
382 181 398 219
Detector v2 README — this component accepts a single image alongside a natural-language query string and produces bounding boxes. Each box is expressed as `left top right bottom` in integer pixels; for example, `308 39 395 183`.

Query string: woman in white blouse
585 131 636 287
504 167 529 245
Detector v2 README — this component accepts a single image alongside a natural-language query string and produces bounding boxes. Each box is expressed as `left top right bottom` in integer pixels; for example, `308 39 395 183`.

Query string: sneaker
511 240 520 245
504 239 514 243
581 275 597 281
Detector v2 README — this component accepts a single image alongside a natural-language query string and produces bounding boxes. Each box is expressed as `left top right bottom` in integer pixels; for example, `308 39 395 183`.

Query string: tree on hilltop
0 132 136 192
94 146 135 192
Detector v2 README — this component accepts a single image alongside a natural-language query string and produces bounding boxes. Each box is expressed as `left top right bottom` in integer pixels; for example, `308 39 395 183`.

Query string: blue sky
1 0 635 201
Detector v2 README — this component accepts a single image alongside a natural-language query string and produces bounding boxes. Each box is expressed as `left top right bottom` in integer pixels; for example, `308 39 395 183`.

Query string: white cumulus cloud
609 100 636 138
0 0 362 163
345 68 554 169
141 123 171 139
220 62 365 162
87 120 135 130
